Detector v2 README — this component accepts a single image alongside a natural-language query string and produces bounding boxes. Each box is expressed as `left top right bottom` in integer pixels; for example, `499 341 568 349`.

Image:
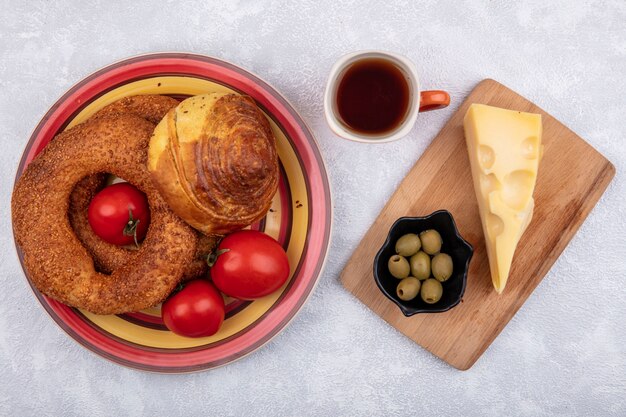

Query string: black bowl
373 210 473 316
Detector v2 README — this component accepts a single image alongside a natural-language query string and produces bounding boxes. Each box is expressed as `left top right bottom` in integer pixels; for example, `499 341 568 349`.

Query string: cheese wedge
463 104 542 293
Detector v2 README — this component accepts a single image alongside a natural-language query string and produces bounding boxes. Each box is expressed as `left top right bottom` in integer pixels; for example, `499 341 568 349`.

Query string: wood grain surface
340 79 615 370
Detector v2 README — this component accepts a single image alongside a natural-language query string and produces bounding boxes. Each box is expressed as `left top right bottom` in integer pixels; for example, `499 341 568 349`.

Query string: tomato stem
123 208 140 247
206 249 230 268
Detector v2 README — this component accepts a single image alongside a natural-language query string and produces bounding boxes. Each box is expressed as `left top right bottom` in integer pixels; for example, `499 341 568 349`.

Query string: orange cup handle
419 90 450 112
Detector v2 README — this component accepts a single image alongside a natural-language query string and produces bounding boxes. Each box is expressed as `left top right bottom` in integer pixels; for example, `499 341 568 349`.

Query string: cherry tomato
88 182 150 246
210 230 290 300
162 280 225 338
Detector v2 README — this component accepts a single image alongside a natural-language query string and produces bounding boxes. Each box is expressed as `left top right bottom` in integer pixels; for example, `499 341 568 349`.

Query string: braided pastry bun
148 93 279 235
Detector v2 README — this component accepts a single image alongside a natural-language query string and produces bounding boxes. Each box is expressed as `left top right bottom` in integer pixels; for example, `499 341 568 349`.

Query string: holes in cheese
486 213 505 239
478 145 495 170
501 170 536 211
479 173 501 195
521 136 540 160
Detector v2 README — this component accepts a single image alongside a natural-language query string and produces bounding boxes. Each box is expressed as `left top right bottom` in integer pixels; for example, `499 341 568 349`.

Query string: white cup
324 50 450 143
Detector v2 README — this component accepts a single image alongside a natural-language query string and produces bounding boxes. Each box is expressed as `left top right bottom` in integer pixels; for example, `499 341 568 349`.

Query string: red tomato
88 182 150 246
162 280 225 338
210 230 290 300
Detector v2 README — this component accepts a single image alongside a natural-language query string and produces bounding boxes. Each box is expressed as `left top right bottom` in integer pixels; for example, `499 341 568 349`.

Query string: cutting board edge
337 281 478 371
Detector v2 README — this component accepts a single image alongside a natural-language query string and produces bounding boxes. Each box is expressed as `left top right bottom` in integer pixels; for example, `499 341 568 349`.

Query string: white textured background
1 1 625 416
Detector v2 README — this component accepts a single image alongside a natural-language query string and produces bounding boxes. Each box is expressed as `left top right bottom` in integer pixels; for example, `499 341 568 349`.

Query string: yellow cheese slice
463 104 542 293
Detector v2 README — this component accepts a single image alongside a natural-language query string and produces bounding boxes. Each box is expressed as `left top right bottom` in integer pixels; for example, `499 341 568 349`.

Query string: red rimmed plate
13 53 331 373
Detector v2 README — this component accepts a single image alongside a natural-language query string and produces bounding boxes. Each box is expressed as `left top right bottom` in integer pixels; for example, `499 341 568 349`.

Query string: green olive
388 255 410 279
396 277 421 301
409 251 431 280
420 229 442 255
432 253 453 282
395 233 421 257
420 279 443 304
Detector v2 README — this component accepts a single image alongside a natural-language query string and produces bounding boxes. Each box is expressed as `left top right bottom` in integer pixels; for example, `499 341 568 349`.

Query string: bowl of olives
373 210 473 316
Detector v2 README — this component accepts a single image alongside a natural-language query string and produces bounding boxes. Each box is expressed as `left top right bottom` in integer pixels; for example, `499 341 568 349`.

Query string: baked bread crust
148 93 279 235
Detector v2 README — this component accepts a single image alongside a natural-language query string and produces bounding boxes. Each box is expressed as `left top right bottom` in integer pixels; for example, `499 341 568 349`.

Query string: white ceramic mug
324 51 450 143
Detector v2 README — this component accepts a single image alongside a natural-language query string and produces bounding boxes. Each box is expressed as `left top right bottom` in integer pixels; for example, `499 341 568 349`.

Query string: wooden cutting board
340 79 615 370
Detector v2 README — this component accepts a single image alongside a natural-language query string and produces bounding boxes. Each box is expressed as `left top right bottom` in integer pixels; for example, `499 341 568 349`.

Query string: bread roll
148 93 279 235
